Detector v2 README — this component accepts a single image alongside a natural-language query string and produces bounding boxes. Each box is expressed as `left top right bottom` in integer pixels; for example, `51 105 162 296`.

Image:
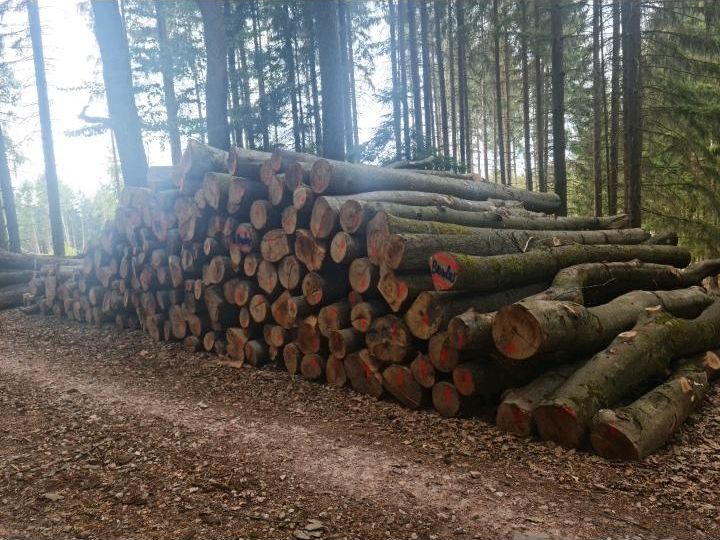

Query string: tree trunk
309 159 562 213
383 364 427 409
197 0 230 150
592 0 603 217
550 0 567 215
591 352 720 460
0 125 20 253
533 3 545 192
504 31 512 185
225 1 242 148
608 0 620 215
447 0 457 162
345 4 360 149
251 0 269 149
433 0 449 160
282 4 301 152
337 1 354 154
494 287 715 361
492 0 506 185
407 0 425 157
314 0 345 160
237 17 255 148
419 0 433 151
520 0 532 191
345 349 384 398
429 244 692 292
528 258 720 306
28 0 65 255
623 0 642 227
154 1 182 164
351 300 389 333
389 0 403 160
456 0 466 168
90 0 148 187
398 0 412 159
535 301 720 448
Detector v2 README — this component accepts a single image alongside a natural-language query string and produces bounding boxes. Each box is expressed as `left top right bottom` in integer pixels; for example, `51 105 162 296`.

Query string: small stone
41 492 63 502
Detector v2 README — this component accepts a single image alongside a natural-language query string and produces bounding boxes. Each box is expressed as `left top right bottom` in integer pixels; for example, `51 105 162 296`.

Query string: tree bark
398 0 412 159
496 362 581 437
520 0 532 191
404 284 546 340
28 0 65 255
196 0 230 150
282 4 301 152
535 301 720 448
608 0 620 215
623 0 642 227
533 3 545 192
309 159 562 213
592 0 603 216
389 0 403 160
550 0 567 215
494 287 715 361
492 0 506 185
314 0 345 160
456 0 467 168
591 352 720 460
433 0 449 159
419 0 433 151
383 226 650 273
0 125 20 253
154 1 182 164
429 244 692 292
405 0 425 157
251 0 269 149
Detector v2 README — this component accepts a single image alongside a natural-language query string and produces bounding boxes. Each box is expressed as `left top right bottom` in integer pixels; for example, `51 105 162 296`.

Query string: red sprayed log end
534 402 585 449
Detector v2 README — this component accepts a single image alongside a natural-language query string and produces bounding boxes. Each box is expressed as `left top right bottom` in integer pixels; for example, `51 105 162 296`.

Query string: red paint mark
419 361 428 378
360 278 368 290
395 369 405 386
421 312 429 326
358 320 368 331
512 406 527 429
443 386 453 402
397 282 408 299
502 341 518 355
560 404 577 419
328 307 336 318
439 346 449 367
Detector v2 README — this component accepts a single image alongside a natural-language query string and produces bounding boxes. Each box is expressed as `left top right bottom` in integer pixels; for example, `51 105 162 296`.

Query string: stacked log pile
22 139 720 460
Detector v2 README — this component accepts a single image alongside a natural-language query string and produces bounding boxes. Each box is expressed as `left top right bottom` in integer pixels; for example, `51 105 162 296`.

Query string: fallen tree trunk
309 158 562 213
534 301 720 448
0 283 29 310
404 283 547 340
0 271 34 288
0 248 80 271
493 287 715 361
339 200 501 234
527 258 720 306
430 244 692 292
590 351 720 460
499 213 629 231
495 362 582 438
370 212 649 267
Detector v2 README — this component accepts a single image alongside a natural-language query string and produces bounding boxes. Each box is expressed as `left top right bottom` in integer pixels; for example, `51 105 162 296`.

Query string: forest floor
0 309 718 540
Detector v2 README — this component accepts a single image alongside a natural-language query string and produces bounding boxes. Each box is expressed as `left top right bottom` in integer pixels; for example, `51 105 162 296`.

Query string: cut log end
310 159 332 194
534 402 585 449
431 382 462 418
326 355 347 387
492 303 545 360
382 365 424 409
300 353 326 381
589 409 641 461
495 402 534 438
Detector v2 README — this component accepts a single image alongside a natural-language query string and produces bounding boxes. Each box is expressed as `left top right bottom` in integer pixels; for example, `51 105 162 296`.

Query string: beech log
309 158 561 213
344 349 384 398
294 229 326 271
318 300 351 338
430 245 692 292
365 315 415 363
493 287 715 361
590 351 720 460
300 353 327 381
535 302 720 448
328 328 364 358
404 284 546 340
260 229 292 262
277 254 306 291
378 271 434 312
330 232 366 265
410 353 436 389
350 300 389 333
326 355 347 387
382 364 427 409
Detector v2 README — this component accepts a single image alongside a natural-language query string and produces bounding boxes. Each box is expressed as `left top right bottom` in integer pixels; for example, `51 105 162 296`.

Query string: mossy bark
493 287 714 360
591 351 720 460
430 244 692 292
535 302 720 448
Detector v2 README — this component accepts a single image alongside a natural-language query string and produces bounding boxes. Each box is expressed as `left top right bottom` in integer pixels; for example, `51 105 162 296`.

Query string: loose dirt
0 309 718 539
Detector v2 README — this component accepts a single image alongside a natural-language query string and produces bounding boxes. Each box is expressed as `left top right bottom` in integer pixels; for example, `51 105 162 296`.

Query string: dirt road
0 309 718 539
